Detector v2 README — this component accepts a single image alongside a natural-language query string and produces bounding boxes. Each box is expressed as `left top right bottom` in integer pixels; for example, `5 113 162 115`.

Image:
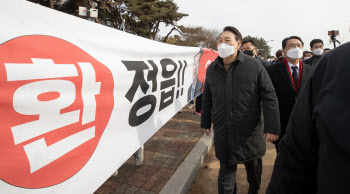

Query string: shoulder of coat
266 62 283 71
242 55 261 67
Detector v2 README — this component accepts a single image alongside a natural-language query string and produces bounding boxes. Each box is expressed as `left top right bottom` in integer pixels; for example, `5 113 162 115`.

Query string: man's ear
237 41 242 49
282 49 287 56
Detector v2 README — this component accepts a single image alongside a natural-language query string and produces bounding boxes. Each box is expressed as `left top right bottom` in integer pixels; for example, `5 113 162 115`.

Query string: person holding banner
201 26 280 194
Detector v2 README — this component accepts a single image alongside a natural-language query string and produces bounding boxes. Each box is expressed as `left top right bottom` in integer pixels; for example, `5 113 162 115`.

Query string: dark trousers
218 158 262 194
195 94 202 112
274 138 281 153
274 142 279 153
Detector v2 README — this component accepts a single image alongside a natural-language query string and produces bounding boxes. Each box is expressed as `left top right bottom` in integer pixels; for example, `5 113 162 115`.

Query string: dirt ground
188 142 277 194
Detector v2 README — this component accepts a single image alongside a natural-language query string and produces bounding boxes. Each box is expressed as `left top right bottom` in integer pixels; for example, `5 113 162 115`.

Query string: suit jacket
266 61 313 139
187 77 203 102
266 41 350 194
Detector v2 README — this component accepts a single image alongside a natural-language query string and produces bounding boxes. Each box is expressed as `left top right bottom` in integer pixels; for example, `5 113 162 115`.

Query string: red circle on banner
197 49 218 92
0 35 114 188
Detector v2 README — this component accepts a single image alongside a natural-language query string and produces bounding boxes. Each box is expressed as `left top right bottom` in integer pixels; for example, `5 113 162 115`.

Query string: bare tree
163 26 220 50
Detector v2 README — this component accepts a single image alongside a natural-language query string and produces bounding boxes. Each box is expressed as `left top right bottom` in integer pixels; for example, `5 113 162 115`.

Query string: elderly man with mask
201 26 280 194
303 39 324 66
266 36 313 153
241 39 271 68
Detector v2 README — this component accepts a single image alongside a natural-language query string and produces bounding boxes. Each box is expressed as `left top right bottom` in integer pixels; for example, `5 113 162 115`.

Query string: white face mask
218 43 236 58
304 57 311 60
286 47 303 60
312 48 324 56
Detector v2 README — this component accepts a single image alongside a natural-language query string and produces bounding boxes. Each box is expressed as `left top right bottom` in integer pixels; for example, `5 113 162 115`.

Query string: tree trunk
148 23 154 39
163 27 176 43
153 21 160 40
127 15 135 34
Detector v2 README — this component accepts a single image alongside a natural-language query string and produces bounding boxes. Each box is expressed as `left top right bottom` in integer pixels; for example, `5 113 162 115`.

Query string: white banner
0 1 218 193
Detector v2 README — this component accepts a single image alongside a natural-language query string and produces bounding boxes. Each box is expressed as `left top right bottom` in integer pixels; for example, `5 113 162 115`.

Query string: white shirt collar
288 62 299 69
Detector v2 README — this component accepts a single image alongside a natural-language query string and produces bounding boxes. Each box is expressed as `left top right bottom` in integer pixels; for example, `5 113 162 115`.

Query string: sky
159 0 350 56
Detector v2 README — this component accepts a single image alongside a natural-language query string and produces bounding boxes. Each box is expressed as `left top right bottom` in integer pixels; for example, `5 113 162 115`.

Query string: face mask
243 50 254 57
218 43 236 58
286 47 303 60
304 57 310 60
312 48 324 56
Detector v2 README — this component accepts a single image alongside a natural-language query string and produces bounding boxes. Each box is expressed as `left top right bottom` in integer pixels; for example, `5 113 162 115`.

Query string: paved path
188 142 277 194
94 106 202 194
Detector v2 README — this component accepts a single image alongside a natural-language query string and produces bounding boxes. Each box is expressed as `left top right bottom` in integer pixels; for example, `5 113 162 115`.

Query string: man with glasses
266 36 313 153
303 39 324 66
267 41 350 194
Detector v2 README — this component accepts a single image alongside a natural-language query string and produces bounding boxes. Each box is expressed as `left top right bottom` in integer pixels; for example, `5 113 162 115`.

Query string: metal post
86 6 90 18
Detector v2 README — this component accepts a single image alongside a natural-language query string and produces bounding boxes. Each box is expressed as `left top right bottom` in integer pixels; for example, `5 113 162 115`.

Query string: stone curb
160 128 214 194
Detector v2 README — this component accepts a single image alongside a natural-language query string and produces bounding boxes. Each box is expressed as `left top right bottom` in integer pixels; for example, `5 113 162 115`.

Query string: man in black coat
266 41 350 194
266 36 313 152
303 39 324 66
241 39 271 68
201 26 280 194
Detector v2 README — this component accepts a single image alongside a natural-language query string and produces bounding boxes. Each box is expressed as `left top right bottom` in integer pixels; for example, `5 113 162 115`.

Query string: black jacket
267 42 350 194
303 55 322 66
255 56 270 68
266 61 313 140
201 51 280 163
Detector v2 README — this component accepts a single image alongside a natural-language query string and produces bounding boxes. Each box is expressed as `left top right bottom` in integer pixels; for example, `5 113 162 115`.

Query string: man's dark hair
276 49 283 58
324 48 331 51
223 26 242 41
242 39 256 47
310 39 324 48
282 36 304 49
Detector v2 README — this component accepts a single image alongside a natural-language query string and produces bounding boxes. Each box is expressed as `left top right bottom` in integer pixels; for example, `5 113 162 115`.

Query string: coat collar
297 64 311 95
214 51 245 69
277 61 296 91
276 61 310 93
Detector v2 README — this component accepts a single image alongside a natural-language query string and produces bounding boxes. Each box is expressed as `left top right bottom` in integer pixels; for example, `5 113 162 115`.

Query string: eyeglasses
286 44 303 49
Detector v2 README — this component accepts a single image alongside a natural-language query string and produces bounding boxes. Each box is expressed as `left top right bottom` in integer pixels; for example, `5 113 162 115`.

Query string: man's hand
264 133 279 142
202 128 211 136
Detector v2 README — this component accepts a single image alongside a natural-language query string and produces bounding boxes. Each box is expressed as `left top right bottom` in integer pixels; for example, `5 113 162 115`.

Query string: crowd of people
189 35 332 118
200 26 349 194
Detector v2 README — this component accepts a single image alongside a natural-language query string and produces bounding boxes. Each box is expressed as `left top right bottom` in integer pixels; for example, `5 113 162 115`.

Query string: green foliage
243 35 272 57
27 0 187 40
122 0 187 39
